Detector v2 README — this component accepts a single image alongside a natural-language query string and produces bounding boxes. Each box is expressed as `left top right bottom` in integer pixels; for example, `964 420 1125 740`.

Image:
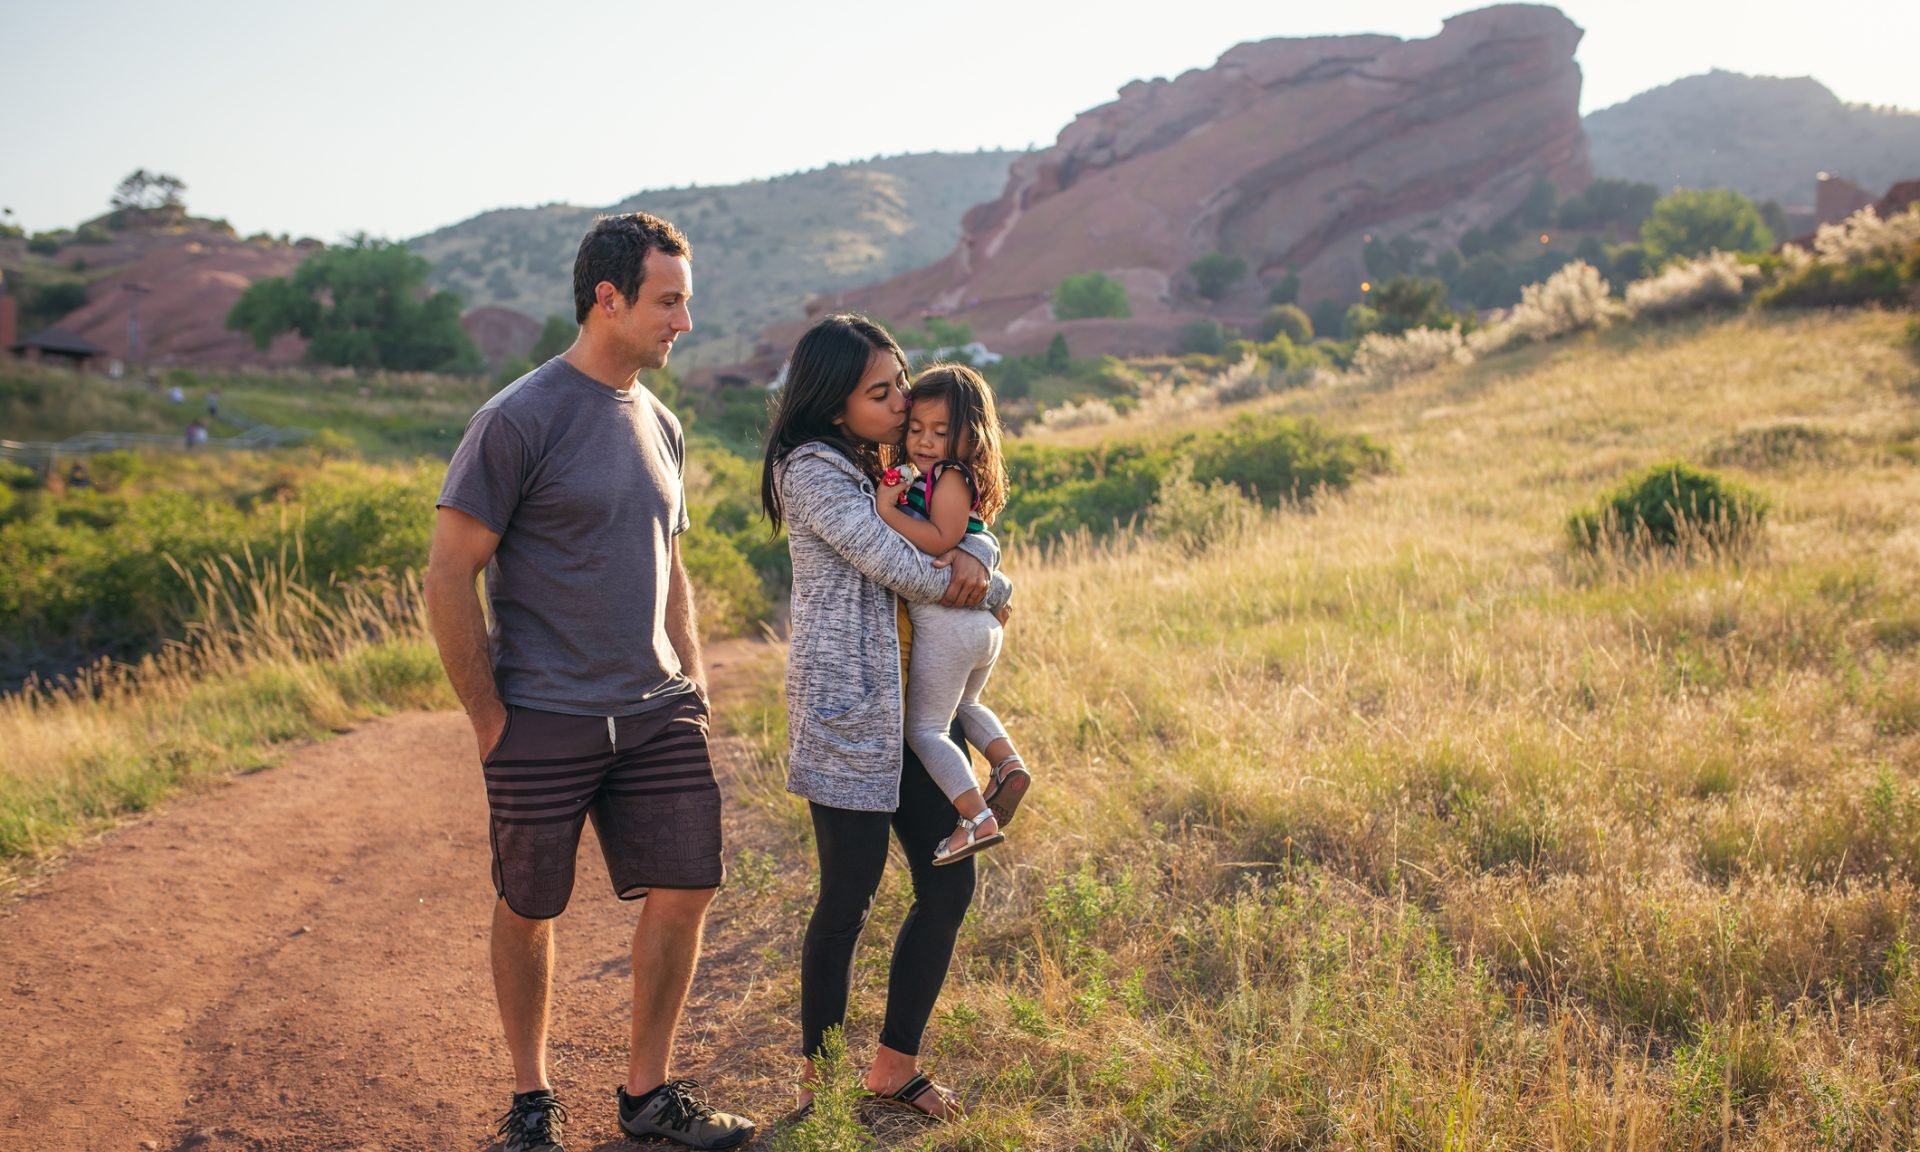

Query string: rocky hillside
788 3 1589 364
0 223 315 369
1585 71 1920 207
409 151 1020 368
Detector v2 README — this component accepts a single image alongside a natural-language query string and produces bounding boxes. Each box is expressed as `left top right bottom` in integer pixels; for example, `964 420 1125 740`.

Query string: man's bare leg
492 898 555 1093
625 886 717 1095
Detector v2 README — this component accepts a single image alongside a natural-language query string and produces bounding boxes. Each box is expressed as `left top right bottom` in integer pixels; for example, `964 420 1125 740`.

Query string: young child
876 363 1031 866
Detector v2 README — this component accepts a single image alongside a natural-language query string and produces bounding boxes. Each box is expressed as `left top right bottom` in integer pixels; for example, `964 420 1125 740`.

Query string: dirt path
0 640 807 1151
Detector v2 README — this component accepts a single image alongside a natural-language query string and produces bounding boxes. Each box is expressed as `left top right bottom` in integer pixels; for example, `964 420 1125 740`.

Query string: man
427 212 753 1152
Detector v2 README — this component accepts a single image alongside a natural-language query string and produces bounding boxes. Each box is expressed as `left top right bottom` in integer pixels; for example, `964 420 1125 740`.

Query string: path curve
0 640 802 1151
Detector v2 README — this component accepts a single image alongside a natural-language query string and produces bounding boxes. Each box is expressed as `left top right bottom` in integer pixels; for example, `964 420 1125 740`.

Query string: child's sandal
932 809 1004 867
982 754 1031 829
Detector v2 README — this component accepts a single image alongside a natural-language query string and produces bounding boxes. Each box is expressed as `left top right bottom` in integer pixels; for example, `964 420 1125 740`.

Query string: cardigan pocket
799 687 894 758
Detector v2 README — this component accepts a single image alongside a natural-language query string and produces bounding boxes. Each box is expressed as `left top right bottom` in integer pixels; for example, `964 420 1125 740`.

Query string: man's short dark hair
572 212 691 324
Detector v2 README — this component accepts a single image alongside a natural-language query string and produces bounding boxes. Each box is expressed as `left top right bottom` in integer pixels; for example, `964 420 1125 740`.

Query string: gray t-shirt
437 357 694 717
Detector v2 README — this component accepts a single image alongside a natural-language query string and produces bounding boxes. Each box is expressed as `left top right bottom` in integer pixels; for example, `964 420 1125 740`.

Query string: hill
407 151 1021 369
0 220 315 369
1585 70 1920 206
763 3 1590 369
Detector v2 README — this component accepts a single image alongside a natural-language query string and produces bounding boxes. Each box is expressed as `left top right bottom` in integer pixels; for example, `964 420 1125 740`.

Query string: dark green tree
227 235 484 374
1309 299 1348 343
1045 332 1071 372
530 314 575 362
1455 252 1517 309
1188 252 1248 303
1371 276 1458 334
1266 271 1302 305
1364 235 1429 280
1641 189 1774 266
1258 304 1313 343
1521 177 1557 227
1052 272 1131 320
1177 318 1228 355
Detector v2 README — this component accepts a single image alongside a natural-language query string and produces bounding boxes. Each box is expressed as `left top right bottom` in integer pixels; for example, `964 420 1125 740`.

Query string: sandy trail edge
0 639 806 1151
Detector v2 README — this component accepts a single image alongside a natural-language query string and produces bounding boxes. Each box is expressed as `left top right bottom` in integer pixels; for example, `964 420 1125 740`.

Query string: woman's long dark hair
759 314 907 534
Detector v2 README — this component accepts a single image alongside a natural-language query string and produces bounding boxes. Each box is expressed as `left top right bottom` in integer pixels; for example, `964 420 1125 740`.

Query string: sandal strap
991 752 1023 774
892 1073 935 1104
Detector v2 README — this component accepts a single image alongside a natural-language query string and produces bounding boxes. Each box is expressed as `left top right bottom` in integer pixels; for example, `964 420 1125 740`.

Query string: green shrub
999 415 1390 543
1371 276 1461 335
1344 303 1382 340
26 233 64 256
1052 272 1131 320
1188 252 1248 302
1258 304 1313 343
1568 460 1768 554
1642 189 1774 265
1755 259 1907 310
1266 272 1301 305
1176 318 1228 355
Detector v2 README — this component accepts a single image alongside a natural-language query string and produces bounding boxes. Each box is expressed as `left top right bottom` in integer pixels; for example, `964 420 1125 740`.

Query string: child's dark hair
906 363 1007 525
759 314 906 534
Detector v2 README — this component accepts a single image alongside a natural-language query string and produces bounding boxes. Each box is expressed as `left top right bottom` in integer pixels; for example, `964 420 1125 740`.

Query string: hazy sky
5 0 1917 241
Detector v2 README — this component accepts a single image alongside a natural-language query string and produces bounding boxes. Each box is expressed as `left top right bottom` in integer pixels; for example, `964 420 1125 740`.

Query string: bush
1176 318 1228 355
1053 272 1132 320
1625 251 1763 320
1258 304 1313 343
1147 458 1255 553
529 315 575 362
26 233 63 256
1568 460 1768 554
1344 304 1382 340
1188 252 1248 302
1267 272 1301 305
1352 327 1472 384
1756 205 1920 310
1371 276 1461 335
30 281 89 319
1471 261 1613 353
1643 189 1774 266
1001 415 1390 542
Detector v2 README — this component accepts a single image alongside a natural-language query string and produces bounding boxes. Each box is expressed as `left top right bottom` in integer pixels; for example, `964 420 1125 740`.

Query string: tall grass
0 550 451 877
740 310 1920 1149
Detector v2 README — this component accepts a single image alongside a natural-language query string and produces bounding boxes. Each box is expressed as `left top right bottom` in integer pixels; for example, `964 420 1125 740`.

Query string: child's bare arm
878 470 973 555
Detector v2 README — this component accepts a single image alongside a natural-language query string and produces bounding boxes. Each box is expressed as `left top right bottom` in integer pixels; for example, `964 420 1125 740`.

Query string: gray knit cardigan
775 441 1012 811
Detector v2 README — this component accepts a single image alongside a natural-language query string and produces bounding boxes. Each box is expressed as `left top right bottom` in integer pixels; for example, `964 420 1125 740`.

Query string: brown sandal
866 1072 964 1120
983 754 1031 828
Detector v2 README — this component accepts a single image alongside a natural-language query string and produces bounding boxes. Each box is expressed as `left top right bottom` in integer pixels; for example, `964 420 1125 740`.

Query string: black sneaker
617 1079 755 1149
495 1088 569 1152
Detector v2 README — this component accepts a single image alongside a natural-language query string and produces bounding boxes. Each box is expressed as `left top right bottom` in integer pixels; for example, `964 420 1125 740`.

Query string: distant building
10 327 107 370
1816 173 1877 227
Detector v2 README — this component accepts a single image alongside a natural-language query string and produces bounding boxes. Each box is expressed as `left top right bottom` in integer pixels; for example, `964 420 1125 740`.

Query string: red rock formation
460 306 542 370
40 226 314 368
800 3 1590 361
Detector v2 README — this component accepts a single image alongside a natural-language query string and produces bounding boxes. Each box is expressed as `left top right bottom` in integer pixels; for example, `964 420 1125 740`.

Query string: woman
760 314 1013 1120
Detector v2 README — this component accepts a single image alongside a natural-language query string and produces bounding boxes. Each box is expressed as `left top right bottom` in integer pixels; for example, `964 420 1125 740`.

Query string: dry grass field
5 307 1917 1148
745 309 1920 1150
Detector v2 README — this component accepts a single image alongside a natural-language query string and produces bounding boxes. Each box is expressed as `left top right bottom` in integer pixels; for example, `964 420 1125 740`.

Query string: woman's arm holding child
876 469 972 556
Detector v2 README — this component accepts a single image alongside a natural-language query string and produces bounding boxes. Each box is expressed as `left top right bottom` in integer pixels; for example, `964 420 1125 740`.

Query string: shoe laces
496 1094 569 1145
651 1078 719 1129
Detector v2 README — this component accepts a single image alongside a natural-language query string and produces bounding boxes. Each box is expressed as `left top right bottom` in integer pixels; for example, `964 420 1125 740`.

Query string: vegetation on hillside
409 151 1020 369
732 309 1920 1148
228 236 484 374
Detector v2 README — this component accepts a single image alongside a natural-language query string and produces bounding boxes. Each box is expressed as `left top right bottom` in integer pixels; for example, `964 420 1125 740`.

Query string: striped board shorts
481 692 724 919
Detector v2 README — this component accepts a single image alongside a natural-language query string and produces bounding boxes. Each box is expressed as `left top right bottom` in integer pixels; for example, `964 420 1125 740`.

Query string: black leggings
800 734 977 1059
